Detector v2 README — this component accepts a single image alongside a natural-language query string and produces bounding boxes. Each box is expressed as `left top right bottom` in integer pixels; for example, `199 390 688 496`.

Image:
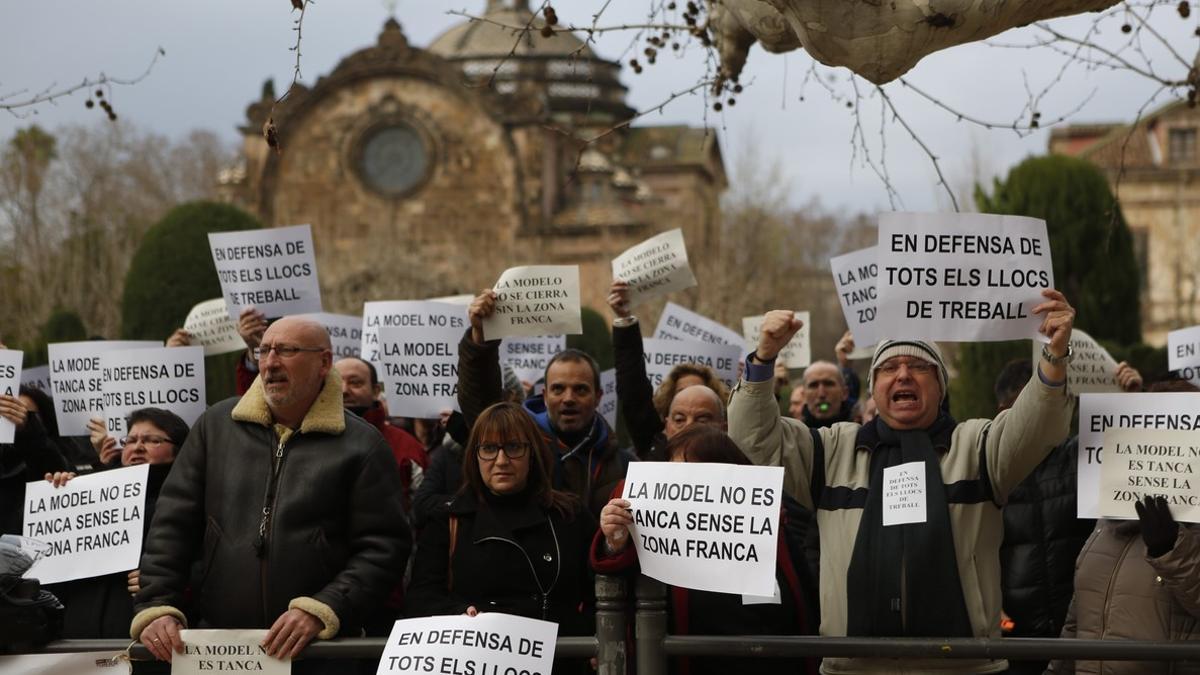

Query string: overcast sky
1 1 1190 214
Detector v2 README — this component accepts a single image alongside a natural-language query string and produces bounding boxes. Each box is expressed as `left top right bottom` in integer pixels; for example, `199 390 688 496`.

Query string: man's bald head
258 316 333 426
800 360 848 421
265 317 332 351
664 384 726 439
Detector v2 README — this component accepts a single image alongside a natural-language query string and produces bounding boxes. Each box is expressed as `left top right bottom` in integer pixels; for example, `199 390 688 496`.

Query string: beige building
1050 101 1200 345
218 2 726 314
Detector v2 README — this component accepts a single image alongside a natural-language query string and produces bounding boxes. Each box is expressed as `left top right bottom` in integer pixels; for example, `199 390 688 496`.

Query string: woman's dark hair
18 385 59 436
664 424 750 465
651 363 729 420
127 407 190 456
460 402 578 518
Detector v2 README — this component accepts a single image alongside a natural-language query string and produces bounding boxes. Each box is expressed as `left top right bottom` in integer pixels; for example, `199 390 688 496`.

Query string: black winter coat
411 438 464 531
1 413 69 536
612 322 665 461
407 489 596 637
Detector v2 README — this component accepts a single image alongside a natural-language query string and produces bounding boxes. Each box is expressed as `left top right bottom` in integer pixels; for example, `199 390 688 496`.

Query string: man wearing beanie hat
728 288 1076 674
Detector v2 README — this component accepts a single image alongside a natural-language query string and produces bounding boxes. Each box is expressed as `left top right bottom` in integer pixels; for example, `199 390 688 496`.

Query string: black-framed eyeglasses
478 441 530 461
253 345 327 360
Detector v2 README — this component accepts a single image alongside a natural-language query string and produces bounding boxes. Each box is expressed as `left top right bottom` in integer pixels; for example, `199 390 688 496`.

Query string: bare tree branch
1 47 166 117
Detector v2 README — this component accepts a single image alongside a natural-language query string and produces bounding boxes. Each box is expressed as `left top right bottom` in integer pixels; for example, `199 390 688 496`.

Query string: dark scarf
845 414 973 637
800 401 853 428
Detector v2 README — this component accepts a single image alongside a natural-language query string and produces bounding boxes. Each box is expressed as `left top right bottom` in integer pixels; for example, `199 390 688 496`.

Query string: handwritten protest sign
623 462 783 596
654 302 743 346
1168 325 1200 378
482 265 582 340
612 228 698 306
208 224 322 320
377 304 465 418
877 212 1053 342
0 349 21 443
175 630 287 675
1098 428 1200 523
599 368 617 430
742 312 811 369
362 301 466 363
1028 328 1120 394
296 312 362 359
501 336 565 385
1077 392 1200 518
642 338 741 390
23 464 149 584
377 613 557 675
48 341 160 436
100 346 206 443
183 298 246 356
0 653 127 675
830 246 880 351
21 364 52 396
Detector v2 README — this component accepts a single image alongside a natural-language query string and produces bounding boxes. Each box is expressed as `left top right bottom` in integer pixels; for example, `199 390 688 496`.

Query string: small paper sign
100 346 206 443
830 246 880 350
175 630 288 675
377 304 466 418
1098 428 1200 523
183 298 247 356
612 228 698 306
742 312 811 369
500 336 565 385
598 368 617 430
882 461 926 526
362 301 467 364
20 364 52 397
1168 325 1200 372
376 614 558 675
47 341 161 436
295 312 363 359
653 302 743 346
482 265 582 340
0 349 21 444
208 224 322 320
1029 328 1120 394
641 338 741 390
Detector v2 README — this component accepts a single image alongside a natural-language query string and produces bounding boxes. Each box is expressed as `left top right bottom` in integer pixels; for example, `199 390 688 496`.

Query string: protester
13 383 97 474
594 424 820 675
132 317 410 672
790 361 854 427
406 402 596 639
833 330 863 407
729 288 1077 674
459 288 633 516
0 385 70 536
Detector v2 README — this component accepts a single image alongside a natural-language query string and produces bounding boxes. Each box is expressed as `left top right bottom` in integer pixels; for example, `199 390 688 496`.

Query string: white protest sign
623 462 783 596
100 346 206 443
362 301 467 363
377 305 465 418
0 653 129 675
501 336 565 385
22 464 149 584
1029 328 1120 395
296 312 362 359
183 298 246 356
427 293 474 306
830 246 880 350
376 613 558 675
599 368 617 430
48 341 161 436
1077 392 1200 518
877 212 1053 342
642 338 741 390
1168 325 1200 372
654 302 743 346
208 224 322 320
1098 428 1200 523
882 461 927 526
482 265 582 340
743 312 811 369
175 630 287 675
612 228 698 306
21 364 53 396
0 349 21 444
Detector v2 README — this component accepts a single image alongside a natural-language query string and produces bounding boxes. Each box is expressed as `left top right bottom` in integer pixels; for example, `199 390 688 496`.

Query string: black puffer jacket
133 372 410 640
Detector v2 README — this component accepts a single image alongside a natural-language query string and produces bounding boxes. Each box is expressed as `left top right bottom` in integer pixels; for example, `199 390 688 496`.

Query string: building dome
428 3 595 60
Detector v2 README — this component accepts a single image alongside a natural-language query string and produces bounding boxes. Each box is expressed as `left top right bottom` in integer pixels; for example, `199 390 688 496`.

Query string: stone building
1050 100 1200 345
219 1 726 314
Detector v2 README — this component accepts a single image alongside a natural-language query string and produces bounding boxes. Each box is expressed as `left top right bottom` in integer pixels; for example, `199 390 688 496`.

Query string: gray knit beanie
868 339 949 401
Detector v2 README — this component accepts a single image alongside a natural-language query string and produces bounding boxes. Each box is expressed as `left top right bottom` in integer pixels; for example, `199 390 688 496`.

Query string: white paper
1168 325 1200 372
377 304 466 418
882 461 927 526
876 212 1054 342
175 630 288 675
100 346 206 443
47 341 161 436
742 579 782 605
830 246 881 349
612 228 698 306
500 335 565 385
1029 328 1121 395
598 368 617 431
623 462 783 596
208 224 322 320
295 312 363 359
654 302 743 346
376 614 558 675
362 300 467 364
0 652 129 674
641 338 741 391
427 293 474 306
22 464 149 584
0 349 21 443
1098 428 1200 523
1077 392 1200 518
183 298 247 356
743 312 811 369
482 265 582 340
21 364 53 396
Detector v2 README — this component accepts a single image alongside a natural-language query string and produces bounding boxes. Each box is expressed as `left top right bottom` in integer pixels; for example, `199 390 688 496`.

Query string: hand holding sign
608 279 633 319
1115 362 1144 393
1032 288 1076 382
468 289 498 345
600 498 634 552
753 310 804 362
611 228 698 307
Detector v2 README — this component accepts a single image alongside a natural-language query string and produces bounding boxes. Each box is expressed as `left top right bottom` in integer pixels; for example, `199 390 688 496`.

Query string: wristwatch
1040 343 1074 365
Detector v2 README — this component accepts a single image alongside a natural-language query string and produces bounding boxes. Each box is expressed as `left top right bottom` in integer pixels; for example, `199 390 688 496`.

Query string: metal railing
24 575 1200 672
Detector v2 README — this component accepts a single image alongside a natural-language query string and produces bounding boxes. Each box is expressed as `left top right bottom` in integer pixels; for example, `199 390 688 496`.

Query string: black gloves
1135 495 1179 558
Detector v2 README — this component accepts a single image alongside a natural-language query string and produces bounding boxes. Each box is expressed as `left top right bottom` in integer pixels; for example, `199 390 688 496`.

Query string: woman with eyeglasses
43 407 188 640
406 402 597 640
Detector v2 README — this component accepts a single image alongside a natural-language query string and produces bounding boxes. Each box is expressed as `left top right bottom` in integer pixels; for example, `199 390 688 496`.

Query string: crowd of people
1 280 1198 675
